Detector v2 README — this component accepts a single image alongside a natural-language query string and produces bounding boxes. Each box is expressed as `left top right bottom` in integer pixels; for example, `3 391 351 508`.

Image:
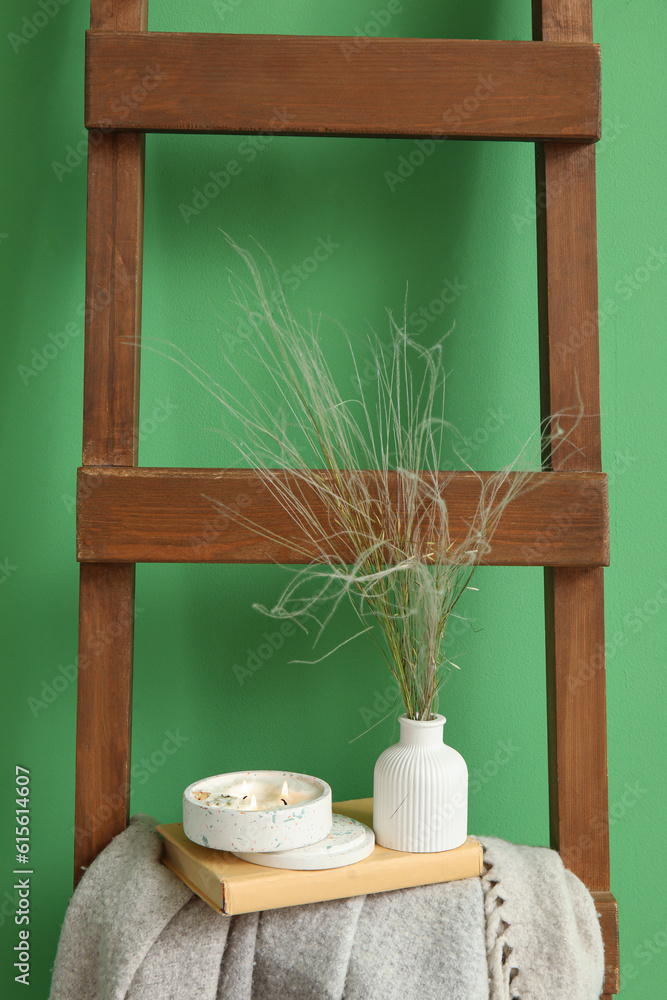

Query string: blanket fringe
481 846 522 1000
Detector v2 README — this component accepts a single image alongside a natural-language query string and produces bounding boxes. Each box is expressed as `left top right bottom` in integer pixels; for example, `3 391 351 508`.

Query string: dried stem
142 237 581 721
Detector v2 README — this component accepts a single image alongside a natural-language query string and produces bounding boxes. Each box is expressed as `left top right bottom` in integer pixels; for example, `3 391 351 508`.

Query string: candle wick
242 795 247 800
280 798 287 805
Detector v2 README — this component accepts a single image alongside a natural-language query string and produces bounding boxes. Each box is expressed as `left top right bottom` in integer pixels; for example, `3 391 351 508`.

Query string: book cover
157 798 483 915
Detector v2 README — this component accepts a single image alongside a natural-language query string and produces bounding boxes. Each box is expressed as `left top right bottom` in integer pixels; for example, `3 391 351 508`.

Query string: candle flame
241 779 248 797
281 781 289 801
250 794 257 809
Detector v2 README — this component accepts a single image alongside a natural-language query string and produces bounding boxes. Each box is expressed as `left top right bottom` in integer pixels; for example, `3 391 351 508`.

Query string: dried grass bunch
147 239 578 722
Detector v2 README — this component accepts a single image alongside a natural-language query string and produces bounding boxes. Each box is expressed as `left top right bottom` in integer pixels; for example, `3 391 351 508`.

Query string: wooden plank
534 10 616 993
85 33 601 141
535 141 602 469
533 0 593 43
75 564 136 880
75 0 147 887
91 0 147 32
543 566 609 889
592 891 620 996
82 131 144 466
76 467 609 566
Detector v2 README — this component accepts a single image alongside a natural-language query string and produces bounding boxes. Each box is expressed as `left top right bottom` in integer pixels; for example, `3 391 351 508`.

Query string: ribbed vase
373 714 468 852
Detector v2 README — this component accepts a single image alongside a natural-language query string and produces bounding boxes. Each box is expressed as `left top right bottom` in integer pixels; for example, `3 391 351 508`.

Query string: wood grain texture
90 0 147 32
592 891 620 995
534 2 617 995
536 142 601 469
534 0 594 44
82 131 144 466
85 33 601 141
543 566 609 888
76 0 147 888
535 0 599 469
75 563 136 883
76 467 609 566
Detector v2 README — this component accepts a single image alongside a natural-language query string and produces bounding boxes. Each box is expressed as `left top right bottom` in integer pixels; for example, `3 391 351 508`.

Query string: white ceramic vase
373 714 468 852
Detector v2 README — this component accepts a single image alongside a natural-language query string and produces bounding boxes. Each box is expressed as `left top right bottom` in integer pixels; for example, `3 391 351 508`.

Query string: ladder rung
85 33 601 141
76 467 609 566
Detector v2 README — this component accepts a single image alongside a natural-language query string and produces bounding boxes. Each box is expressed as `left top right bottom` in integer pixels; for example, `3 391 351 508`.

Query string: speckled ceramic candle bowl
183 770 333 852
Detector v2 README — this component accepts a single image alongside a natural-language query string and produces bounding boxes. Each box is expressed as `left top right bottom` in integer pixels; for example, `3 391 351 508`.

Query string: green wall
1 1 665 996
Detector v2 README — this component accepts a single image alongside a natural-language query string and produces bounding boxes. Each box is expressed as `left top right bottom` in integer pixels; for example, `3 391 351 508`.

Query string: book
156 797 483 916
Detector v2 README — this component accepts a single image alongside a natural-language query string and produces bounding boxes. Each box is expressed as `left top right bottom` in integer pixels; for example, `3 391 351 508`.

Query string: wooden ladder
76 1 618 994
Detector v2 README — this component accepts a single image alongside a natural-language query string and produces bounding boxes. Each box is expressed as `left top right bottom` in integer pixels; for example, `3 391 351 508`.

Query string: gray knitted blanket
49 815 603 1000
